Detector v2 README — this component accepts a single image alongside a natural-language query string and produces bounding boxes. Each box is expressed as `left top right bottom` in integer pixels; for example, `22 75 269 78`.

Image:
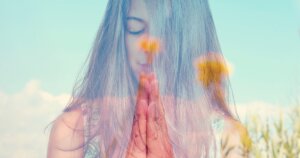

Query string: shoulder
220 117 252 157
47 107 85 158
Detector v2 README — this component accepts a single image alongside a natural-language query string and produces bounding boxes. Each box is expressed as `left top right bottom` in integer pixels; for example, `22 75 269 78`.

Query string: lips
139 63 152 73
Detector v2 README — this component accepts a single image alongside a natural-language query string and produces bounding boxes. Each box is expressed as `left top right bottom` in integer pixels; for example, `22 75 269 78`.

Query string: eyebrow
126 16 146 23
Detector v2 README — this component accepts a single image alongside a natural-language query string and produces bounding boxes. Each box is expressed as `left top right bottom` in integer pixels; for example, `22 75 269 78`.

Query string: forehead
127 0 149 22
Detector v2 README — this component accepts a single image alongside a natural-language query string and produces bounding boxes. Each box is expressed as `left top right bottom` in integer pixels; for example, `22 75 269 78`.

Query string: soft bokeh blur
0 0 299 157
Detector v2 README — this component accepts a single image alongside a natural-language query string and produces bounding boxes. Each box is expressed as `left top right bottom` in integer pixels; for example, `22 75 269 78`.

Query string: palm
146 75 174 158
126 75 148 158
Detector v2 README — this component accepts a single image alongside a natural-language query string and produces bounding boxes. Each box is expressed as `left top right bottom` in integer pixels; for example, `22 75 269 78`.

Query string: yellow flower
194 53 230 88
138 36 161 64
234 121 253 152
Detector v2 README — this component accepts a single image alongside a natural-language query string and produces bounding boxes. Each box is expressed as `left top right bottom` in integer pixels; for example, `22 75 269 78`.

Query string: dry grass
243 105 300 158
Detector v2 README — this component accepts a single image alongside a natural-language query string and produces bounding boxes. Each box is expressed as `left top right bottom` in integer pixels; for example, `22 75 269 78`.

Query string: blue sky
0 0 299 157
210 0 300 106
0 0 299 105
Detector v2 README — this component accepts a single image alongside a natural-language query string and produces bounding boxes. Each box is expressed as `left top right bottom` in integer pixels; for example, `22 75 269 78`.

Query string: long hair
61 0 239 157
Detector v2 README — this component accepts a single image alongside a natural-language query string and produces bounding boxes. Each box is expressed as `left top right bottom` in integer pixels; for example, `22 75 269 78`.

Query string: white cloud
231 101 297 132
0 80 297 157
0 80 70 158
234 101 290 121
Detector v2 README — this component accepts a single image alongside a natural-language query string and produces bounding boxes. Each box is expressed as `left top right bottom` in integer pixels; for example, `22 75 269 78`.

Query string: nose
136 36 150 65
137 35 161 64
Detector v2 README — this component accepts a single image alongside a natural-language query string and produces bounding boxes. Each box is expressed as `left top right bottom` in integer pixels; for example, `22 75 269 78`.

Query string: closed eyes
125 17 147 35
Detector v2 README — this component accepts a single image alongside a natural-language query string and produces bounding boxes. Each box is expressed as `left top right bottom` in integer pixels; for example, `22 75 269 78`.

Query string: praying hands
126 73 174 158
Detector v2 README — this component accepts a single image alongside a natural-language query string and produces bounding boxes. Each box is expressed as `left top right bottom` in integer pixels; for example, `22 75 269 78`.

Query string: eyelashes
125 17 147 36
127 28 146 35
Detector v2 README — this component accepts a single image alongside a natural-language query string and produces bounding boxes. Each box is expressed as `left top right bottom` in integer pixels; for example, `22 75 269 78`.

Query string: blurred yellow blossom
236 121 252 153
222 120 252 157
194 52 230 88
138 36 161 64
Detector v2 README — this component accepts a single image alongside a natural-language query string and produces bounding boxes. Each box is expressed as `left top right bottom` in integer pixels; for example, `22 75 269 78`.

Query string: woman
47 0 251 157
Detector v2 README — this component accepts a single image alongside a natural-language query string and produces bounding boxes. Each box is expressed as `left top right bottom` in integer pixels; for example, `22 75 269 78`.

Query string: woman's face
125 0 151 81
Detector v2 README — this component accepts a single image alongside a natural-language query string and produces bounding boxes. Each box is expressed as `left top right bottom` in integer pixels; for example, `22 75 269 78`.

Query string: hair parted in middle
63 0 238 157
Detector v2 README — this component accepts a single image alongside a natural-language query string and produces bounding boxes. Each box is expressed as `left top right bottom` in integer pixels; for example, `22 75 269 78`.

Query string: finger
146 101 159 141
137 73 149 103
149 77 159 103
129 121 146 153
148 75 169 133
136 74 149 145
130 100 147 152
148 100 168 135
149 75 165 117
148 72 156 91
147 96 174 158
136 99 147 145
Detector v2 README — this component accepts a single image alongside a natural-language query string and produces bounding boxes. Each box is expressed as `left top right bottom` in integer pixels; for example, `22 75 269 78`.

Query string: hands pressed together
126 73 174 158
